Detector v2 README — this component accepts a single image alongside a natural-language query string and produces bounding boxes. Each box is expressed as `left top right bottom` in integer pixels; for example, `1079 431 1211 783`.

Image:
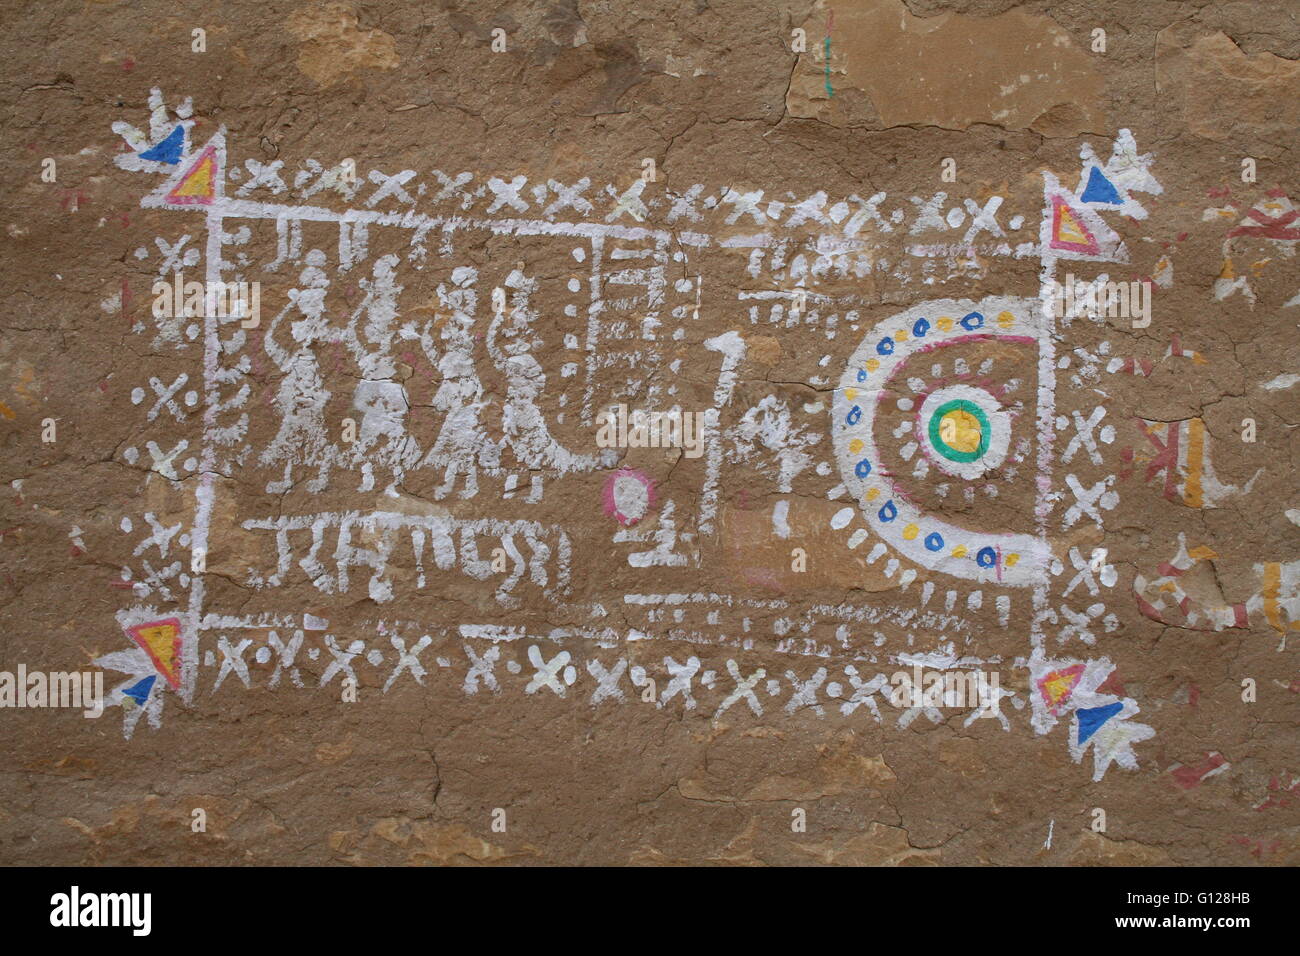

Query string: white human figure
259 248 336 493
337 254 419 495
487 268 601 474
418 267 500 499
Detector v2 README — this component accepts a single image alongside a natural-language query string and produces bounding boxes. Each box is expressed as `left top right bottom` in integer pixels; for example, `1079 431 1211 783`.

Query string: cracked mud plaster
1 0 1298 867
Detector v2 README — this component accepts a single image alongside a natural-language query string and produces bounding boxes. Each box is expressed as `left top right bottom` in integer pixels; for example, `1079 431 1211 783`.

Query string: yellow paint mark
1262 562 1284 634
902 523 919 541
15 367 37 406
1183 418 1205 508
936 316 954 331
996 311 1014 328
866 488 880 501
849 438 864 454
865 359 880 372
895 329 909 342
1005 554 1019 567
1055 205 1090 246
0 402 14 420
1188 545 1217 561
938 408 982 453
844 388 858 400
952 545 967 558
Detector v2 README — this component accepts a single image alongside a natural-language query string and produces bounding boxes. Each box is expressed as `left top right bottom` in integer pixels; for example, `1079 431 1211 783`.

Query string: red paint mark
1177 232 1188 242
0 526 22 538
1207 186 1232 199
109 579 135 590
1227 205 1300 240
58 189 88 212
1170 751 1227 789
1254 775 1300 811
120 276 134 322
98 380 109 393
123 57 134 72
741 566 784 592
1136 418 1179 502
1229 835 1280 859
1097 669 1126 697
69 545 83 557
1187 682 1200 709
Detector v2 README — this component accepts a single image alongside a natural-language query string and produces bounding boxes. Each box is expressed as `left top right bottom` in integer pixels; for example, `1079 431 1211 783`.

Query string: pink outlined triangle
1037 663 1085 715
1050 193 1100 256
165 143 218 206
126 617 183 690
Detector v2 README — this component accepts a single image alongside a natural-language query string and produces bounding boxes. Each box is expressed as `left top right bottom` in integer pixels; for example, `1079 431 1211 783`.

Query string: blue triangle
1077 702 1124 745
139 125 185 165
1081 166 1122 205
123 675 157 706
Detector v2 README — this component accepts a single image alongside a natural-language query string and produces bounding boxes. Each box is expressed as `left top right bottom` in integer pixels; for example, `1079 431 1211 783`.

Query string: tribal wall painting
25 81 1282 805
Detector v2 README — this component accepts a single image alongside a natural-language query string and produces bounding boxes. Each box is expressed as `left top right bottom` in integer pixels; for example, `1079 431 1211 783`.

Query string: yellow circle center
938 409 982 453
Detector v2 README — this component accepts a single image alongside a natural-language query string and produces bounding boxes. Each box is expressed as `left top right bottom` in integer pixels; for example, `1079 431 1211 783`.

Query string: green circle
928 399 991 463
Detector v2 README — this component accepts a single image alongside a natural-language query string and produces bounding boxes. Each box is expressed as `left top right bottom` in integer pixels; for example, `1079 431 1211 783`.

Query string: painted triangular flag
167 143 218 205
1052 194 1098 254
1076 701 1124 745
1037 663 1085 715
139 125 185 165
126 617 183 689
1080 166 1122 205
143 128 225 211
1074 130 1162 220
1041 172 1128 264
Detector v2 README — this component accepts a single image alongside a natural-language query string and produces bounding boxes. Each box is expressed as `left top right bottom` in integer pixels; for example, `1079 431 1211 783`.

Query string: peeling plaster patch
286 3 400 88
1156 28 1300 144
788 0 1104 136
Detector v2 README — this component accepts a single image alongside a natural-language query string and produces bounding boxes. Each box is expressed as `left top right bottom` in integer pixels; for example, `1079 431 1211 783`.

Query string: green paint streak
824 36 833 97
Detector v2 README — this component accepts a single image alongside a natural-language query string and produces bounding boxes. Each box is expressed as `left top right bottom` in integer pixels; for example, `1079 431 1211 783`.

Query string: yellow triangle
174 155 215 199
1056 206 1089 246
136 623 177 672
1043 674 1072 706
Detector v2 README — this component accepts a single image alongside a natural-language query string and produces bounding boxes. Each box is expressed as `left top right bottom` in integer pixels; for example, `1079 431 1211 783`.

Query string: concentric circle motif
930 401 986 461
830 296 1049 588
918 384 1012 481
